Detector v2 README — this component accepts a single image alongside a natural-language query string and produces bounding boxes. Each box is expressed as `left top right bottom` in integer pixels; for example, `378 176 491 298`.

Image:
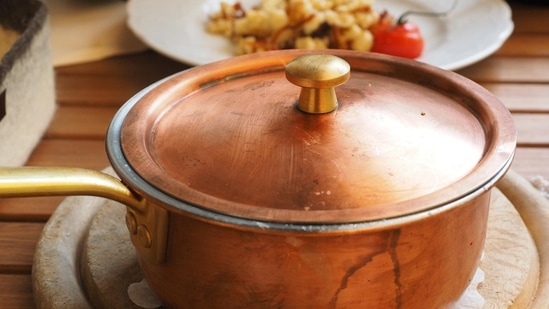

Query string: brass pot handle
0 167 168 264
0 166 146 212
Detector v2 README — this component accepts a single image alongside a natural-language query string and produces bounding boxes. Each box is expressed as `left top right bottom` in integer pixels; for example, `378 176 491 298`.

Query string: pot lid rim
108 50 516 224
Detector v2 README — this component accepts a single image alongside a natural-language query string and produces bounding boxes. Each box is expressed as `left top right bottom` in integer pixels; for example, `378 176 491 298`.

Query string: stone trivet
79 195 146 309
32 168 549 308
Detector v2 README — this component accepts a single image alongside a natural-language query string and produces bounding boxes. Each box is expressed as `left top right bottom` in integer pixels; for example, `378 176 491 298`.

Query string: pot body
0 49 515 307
102 49 515 307
136 192 489 308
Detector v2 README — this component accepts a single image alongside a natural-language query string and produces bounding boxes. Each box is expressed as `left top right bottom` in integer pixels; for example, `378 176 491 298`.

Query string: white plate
126 0 513 70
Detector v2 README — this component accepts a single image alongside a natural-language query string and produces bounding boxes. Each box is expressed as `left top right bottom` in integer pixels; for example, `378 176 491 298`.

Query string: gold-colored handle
0 167 168 264
0 166 146 213
285 54 350 114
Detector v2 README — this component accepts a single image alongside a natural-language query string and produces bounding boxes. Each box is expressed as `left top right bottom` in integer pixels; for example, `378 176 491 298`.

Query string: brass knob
285 54 350 114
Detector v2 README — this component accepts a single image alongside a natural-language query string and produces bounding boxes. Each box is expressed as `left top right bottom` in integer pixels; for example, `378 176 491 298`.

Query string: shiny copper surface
140 190 491 308
119 50 516 223
0 49 517 308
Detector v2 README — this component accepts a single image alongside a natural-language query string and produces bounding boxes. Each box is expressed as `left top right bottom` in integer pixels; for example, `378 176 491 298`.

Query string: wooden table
1 2 548 308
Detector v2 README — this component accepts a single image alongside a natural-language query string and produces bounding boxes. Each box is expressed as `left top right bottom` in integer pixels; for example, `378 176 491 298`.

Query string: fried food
206 0 381 55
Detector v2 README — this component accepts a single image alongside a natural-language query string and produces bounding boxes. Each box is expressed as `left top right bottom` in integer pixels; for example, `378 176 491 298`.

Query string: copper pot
0 50 515 308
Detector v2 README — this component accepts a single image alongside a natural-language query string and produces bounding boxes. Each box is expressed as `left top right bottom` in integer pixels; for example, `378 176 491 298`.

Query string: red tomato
371 19 424 59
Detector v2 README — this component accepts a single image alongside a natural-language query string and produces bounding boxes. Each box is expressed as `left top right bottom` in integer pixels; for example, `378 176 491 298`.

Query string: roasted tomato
370 13 424 59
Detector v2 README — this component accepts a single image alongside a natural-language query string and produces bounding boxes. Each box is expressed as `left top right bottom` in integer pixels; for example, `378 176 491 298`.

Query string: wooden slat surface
0 275 35 309
509 3 549 33
0 1 548 308
45 106 120 139
481 83 549 112
0 223 45 274
458 57 549 83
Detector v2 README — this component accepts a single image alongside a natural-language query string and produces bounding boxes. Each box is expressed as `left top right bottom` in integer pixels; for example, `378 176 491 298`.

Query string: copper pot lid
117 50 515 224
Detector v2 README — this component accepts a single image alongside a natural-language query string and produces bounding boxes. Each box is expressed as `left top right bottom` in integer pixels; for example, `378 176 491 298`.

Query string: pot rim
106 51 516 232
108 101 512 233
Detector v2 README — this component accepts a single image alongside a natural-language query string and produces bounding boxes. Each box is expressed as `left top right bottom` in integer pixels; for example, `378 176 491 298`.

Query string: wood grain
458 57 549 83
510 3 549 33
513 114 549 146
512 147 549 181
0 275 35 309
481 83 549 112
0 223 45 273
45 106 120 139
497 34 549 57
26 140 110 169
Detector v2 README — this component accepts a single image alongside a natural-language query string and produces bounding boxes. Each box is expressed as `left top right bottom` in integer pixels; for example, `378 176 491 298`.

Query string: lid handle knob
285 54 350 114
